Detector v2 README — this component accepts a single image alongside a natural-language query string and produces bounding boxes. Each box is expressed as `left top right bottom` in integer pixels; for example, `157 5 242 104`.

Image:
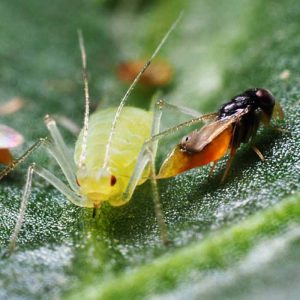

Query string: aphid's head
76 167 123 207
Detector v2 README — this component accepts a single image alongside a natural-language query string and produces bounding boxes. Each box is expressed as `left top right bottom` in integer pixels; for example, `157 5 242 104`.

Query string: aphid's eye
110 175 117 186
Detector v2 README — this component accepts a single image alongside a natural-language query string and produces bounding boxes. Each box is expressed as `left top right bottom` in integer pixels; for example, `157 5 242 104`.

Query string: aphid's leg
125 109 216 200
124 109 216 243
44 115 78 192
6 163 84 256
124 100 169 244
111 108 217 204
221 147 237 184
208 161 218 177
0 130 78 192
123 143 169 245
251 145 265 161
5 165 34 256
33 165 83 205
131 98 208 243
148 149 170 245
149 100 170 244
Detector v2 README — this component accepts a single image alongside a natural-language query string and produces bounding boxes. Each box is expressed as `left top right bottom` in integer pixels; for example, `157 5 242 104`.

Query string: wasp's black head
246 88 275 118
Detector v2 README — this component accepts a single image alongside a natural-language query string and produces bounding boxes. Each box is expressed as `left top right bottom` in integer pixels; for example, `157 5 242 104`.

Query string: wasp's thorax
158 88 282 179
218 88 275 121
218 88 276 148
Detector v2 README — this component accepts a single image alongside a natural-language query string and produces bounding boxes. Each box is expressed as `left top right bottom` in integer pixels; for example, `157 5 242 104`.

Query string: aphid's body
158 88 284 180
1 16 183 252
74 107 152 207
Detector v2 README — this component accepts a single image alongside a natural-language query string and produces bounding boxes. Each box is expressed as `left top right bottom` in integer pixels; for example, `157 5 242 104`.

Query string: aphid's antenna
0 138 47 181
102 12 183 171
77 29 90 168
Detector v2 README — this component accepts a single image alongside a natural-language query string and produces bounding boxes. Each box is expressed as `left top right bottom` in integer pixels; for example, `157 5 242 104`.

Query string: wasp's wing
185 118 234 152
157 110 248 179
0 125 24 149
184 108 250 153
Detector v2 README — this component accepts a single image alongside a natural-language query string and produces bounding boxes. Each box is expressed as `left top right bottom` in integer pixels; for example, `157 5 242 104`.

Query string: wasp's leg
44 115 78 192
6 163 84 256
251 145 265 161
221 147 237 184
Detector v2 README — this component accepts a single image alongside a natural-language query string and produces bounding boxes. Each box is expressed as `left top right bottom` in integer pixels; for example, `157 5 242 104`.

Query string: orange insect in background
0 98 25 166
117 59 173 87
0 125 24 165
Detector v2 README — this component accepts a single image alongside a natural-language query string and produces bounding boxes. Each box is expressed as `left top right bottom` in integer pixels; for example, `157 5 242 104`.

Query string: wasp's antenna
78 29 90 168
102 12 183 170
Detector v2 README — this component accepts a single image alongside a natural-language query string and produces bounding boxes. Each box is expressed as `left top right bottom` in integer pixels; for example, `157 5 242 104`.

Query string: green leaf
0 0 299 299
